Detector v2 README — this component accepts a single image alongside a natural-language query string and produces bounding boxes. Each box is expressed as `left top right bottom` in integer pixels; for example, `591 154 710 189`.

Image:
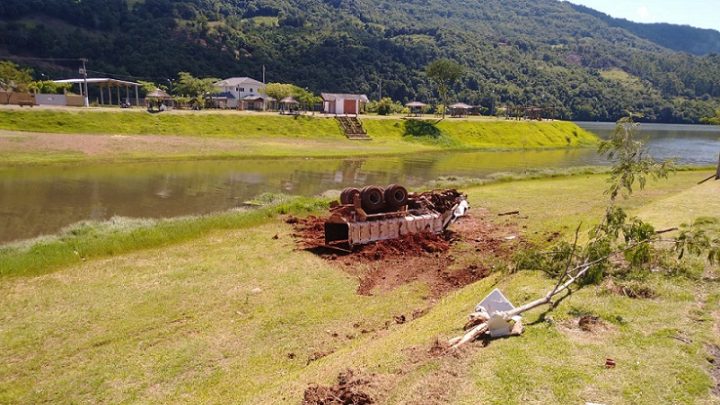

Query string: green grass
600 68 646 91
0 110 598 165
362 118 598 149
0 195 327 278
0 110 345 139
2 171 718 404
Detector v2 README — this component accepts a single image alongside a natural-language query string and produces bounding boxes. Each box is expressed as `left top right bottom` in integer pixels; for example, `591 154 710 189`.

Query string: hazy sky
567 0 720 31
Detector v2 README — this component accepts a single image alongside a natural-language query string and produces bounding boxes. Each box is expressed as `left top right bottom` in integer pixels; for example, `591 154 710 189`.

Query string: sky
567 0 720 31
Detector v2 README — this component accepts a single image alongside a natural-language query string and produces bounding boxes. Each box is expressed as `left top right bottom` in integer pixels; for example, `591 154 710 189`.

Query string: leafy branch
449 116 718 348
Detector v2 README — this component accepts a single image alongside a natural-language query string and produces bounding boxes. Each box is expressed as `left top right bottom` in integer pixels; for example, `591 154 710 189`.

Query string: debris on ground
448 243 605 349
307 350 334 365
324 185 467 248
303 369 375 405
604 279 656 299
578 315 603 332
291 211 516 297
706 344 720 395
605 358 616 368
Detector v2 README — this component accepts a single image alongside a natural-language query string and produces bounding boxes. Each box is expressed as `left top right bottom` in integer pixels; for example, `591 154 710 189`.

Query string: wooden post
716 152 720 180
100 84 104 105
116 85 120 106
135 85 139 107
108 85 112 105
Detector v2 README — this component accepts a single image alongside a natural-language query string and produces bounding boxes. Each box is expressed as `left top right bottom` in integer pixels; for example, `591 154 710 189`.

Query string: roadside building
321 93 368 116
53 78 142 107
214 77 266 109
240 95 276 111
449 102 473 118
405 101 427 117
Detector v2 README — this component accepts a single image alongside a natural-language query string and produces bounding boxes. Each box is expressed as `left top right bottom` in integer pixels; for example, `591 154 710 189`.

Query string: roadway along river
1 122 718 244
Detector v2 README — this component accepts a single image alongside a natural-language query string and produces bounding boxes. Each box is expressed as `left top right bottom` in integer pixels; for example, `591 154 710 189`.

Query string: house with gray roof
214 77 266 109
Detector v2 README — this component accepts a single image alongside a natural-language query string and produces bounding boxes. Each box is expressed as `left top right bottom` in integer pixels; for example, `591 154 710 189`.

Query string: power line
85 69 168 82
0 55 86 63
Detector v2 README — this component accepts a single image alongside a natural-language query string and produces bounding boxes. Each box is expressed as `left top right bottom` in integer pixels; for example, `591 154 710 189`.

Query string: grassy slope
1 171 718 404
0 110 597 165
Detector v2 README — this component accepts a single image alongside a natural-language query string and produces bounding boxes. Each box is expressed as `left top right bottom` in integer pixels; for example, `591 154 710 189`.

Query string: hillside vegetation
1 0 720 123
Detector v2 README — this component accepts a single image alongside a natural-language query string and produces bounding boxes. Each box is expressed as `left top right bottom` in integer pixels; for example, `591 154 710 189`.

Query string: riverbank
0 109 597 165
1 171 719 404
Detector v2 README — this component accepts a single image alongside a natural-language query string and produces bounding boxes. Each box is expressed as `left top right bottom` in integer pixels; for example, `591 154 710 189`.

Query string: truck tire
340 187 360 205
384 184 409 209
360 186 385 213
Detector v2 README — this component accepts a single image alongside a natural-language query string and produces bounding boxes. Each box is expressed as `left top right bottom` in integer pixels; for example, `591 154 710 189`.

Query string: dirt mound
603 279 656 299
303 369 374 405
290 210 518 297
578 315 604 332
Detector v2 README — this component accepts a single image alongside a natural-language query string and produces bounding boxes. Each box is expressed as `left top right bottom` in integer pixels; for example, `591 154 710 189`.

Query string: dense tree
0 61 32 103
174 72 219 99
28 80 71 94
426 59 464 119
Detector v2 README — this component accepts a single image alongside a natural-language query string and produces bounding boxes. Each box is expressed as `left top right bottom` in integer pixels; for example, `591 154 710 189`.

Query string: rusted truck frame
324 185 465 248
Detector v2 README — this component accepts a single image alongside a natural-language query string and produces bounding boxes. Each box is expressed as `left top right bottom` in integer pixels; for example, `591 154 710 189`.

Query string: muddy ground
289 209 521 298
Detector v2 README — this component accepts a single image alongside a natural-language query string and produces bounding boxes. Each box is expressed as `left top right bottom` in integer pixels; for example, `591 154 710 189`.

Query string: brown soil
307 350 334 365
706 344 720 396
558 315 614 344
603 279 656 299
578 315 604 332
290 210 519 297
303 369 375 405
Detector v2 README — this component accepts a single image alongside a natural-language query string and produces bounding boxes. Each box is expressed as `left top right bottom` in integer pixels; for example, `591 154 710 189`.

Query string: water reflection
2 123 719 243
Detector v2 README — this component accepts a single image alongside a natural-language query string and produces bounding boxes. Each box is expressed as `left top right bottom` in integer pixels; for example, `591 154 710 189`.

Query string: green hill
1 0 719 123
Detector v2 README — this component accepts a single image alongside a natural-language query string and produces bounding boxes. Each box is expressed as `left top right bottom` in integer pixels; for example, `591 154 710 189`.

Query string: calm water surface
1 122 718 243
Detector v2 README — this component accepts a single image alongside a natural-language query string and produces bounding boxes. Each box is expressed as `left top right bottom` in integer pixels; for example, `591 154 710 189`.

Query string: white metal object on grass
475 288 519 338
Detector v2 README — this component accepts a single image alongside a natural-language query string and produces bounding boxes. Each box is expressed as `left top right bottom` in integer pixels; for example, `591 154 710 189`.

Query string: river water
1 122 718 243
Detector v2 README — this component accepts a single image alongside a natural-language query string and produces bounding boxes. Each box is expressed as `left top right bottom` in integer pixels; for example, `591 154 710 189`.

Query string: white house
214 77 266 109
321 93 369 116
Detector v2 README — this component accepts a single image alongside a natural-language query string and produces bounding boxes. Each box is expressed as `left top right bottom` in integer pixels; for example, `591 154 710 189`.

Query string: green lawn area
0 110 598 165
1 171 718 404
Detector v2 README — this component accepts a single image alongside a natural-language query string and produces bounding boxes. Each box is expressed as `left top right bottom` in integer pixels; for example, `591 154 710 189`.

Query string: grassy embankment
0 109 597 165
2 171 719 404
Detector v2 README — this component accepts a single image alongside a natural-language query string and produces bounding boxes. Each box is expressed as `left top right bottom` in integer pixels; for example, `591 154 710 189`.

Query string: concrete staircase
336 117 371 140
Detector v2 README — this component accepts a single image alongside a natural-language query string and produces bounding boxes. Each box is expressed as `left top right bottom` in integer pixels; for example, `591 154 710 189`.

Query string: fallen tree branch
449 236 660 349
655 227 679 235
498 210 520 217
698 174 716 185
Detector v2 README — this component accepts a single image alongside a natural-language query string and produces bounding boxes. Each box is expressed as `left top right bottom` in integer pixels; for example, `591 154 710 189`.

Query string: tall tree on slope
426 59 464 119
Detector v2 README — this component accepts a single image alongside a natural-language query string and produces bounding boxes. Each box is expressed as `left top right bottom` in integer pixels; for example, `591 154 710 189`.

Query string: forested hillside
1 0 719 123
569 3 720 56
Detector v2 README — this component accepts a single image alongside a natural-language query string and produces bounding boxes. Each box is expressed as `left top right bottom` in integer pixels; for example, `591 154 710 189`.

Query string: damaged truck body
324 184 468 248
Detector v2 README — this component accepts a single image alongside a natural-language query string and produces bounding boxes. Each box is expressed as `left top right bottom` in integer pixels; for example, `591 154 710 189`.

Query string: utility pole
80 58 89 107
262 65 267 111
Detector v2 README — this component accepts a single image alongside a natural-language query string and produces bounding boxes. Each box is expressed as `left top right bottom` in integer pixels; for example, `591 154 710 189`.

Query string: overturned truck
324 184 468 248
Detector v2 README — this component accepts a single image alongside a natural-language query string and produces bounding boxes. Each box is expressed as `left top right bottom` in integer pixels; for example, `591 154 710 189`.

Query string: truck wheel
361 186 385 213
384 184 408 209
340 187 360 205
